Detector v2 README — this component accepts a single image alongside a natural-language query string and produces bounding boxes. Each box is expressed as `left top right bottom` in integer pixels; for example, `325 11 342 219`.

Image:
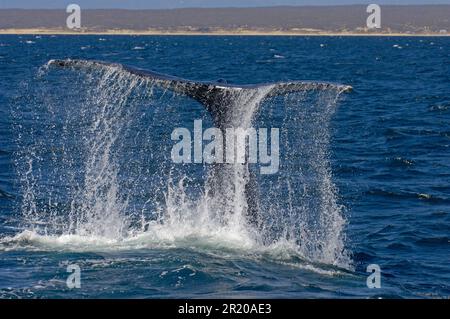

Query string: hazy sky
1 0 450 9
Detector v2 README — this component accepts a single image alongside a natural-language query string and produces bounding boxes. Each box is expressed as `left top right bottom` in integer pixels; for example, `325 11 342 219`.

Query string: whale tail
47 59 352 226
48 59 351 126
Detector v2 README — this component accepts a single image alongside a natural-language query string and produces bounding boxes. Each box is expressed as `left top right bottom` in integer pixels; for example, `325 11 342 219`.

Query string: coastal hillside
1 5 450 34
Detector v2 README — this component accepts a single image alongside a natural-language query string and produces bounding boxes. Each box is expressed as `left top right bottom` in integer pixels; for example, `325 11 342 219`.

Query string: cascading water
7 60 351 269
257 90 350 266
203 87 274 236
14 64 152 240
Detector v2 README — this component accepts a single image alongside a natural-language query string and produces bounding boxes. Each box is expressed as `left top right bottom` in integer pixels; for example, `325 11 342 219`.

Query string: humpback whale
47 59 352 227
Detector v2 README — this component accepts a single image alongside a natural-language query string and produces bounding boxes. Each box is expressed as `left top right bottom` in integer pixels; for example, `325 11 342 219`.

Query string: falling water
257 90 350 266
9 60 351 268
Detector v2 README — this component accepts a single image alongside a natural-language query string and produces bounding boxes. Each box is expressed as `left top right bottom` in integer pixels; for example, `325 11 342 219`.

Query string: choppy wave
0 228 347 278
4 36 450 298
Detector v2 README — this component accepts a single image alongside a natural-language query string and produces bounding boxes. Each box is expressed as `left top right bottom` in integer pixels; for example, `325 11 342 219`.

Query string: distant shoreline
1 29 449 36
3 6 450 37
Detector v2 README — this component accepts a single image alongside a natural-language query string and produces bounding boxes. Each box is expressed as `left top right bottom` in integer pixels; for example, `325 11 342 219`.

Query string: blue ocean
0 35 449 298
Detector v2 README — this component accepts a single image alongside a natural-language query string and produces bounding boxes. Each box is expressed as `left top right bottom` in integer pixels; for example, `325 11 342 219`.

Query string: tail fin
47 59 352 226
47 59 352 125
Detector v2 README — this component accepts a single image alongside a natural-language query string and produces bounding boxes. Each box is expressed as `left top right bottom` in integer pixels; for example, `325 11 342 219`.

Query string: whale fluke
47 59 351 125
47 59 352 93
47 58 352 226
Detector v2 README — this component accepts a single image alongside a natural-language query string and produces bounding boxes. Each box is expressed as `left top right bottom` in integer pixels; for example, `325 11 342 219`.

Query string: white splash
9 60 352 271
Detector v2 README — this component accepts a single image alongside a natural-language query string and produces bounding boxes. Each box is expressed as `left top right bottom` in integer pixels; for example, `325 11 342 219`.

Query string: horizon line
2 4 450 10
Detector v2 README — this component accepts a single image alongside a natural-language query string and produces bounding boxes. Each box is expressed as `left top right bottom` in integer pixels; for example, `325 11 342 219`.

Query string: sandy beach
1 28 449 36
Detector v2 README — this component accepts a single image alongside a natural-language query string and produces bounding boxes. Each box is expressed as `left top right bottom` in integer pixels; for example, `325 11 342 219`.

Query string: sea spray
14 63 153 238
257 89 350 267
11 60 351 269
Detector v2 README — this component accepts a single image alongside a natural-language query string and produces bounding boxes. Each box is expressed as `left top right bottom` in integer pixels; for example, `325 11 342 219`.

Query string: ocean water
0 35 449 298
